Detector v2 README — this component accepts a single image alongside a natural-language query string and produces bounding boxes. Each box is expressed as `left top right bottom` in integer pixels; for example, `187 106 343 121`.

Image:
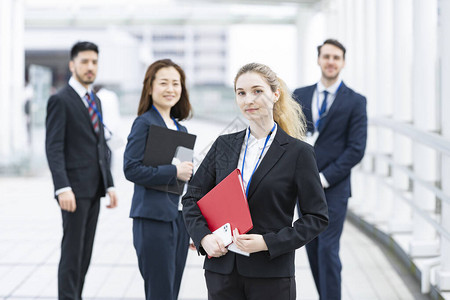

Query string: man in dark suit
45 41 118 300
293 39 367 300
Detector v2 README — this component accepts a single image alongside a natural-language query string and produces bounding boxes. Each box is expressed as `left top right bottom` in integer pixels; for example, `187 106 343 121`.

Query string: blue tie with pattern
85 93 99 135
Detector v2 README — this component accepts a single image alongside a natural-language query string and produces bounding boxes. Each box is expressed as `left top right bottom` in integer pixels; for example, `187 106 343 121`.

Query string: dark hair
317 39 346 59
70 41 99 60
137 59 192 120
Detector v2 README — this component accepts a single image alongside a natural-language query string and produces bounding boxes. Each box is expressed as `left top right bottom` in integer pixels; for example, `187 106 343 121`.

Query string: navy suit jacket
123 107 187 222
45 84 113 200
293 82 367 198
182 127 328 278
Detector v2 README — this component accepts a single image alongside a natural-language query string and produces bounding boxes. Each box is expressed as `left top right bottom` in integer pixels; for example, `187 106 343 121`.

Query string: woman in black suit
182 63 329 300
123 59 193 300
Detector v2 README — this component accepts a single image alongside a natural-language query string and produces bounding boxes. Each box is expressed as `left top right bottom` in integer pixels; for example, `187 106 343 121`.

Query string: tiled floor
0 117 431 299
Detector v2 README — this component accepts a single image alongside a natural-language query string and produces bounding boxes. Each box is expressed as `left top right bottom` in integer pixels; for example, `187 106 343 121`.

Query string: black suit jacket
293 82 367 197
182 126 328 278
45 84 113 200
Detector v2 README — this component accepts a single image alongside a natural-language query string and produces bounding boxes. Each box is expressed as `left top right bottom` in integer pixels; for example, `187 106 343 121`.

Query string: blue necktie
317 90 328 132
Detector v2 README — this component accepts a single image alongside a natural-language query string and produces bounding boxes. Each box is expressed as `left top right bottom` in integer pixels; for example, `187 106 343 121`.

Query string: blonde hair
234 63 306 140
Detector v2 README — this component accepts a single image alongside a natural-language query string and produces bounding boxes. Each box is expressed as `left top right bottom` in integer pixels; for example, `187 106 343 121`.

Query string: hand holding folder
197 169 253 256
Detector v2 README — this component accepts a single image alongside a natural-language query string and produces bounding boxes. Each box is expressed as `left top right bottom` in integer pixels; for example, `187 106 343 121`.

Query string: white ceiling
24 0 321 28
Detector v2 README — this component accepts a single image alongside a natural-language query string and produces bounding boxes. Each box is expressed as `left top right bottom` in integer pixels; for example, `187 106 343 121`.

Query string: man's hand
200 234 228 258
232 228 268 253
107 190 118 208
189 242 197 251
58 190 77 212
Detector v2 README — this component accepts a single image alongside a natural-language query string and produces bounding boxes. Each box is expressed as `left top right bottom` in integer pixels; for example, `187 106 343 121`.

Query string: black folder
143 125 196 195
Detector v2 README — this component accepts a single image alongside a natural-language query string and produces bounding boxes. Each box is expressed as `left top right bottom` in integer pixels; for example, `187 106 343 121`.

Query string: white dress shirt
312 79 342 128
165 119 186 211
69 76 93 108
237 123 278 193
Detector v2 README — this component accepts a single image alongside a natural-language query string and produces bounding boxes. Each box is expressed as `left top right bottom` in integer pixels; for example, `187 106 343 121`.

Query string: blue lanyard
241 123 276 197
86 91 113 136
152 105 180 131
314 81 343 130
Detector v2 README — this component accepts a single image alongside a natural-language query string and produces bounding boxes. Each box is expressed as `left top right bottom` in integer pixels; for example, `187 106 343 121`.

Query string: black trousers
58 198 100 300
205 266 296 300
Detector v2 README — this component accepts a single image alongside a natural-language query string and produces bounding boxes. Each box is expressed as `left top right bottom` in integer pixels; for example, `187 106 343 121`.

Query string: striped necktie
85 93 100 135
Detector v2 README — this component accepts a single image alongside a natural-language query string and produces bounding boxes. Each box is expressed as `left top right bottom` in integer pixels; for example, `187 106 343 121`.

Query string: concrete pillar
295 8 315 85
342 0 354 80
0 0 13 166
373 0 394 224
356 0 378 217
351 0 365 93
12 0 26 151
375 0 394 118
409 0 440 257
346 0 367 216
363 0 377 119
327 0 345 40
0 0 26 172
437 0 450 291
389 0 414 233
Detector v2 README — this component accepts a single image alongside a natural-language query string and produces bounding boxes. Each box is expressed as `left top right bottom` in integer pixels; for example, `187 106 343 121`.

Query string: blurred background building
1 0 450 298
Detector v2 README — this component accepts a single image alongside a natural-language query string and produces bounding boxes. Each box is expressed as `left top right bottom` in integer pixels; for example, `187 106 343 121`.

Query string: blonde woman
182 63 328 300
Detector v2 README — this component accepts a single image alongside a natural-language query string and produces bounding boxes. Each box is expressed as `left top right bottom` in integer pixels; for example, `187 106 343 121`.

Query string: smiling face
318 43 345 82
69 50 98 88
235 71 279 123
150 66 182 113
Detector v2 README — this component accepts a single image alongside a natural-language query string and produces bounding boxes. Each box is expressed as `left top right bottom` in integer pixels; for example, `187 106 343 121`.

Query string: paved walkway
0 117 430 299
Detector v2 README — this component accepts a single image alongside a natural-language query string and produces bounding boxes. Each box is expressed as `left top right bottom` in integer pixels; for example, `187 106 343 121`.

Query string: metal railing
350 117 450 296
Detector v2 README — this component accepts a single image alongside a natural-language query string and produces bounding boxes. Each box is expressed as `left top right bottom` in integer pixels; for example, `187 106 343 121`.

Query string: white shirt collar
245 122 278 148
317 79 342 95
69 76 92 99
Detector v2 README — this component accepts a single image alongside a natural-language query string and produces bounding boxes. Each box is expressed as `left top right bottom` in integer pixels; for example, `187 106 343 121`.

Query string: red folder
197 169 253 234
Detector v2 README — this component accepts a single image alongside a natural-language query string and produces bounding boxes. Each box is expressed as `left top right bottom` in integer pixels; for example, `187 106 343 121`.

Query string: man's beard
75 70 95 86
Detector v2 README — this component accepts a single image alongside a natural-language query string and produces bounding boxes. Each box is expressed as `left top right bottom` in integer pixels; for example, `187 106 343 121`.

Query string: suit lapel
149 107 169 128
66 85 95 132
246 128 288 200
303 85 316 133
220 131 245 182
318 82 348 134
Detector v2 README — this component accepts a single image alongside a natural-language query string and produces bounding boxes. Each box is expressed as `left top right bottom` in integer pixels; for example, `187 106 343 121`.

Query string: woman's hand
232 228 268 253
200 234 228 258
176 161 193 181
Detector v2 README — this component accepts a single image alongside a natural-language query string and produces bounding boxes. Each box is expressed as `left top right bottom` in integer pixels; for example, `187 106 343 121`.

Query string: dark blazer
182 126 328 278
293 82 367 197
123 107 187 222
45 84 113 199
